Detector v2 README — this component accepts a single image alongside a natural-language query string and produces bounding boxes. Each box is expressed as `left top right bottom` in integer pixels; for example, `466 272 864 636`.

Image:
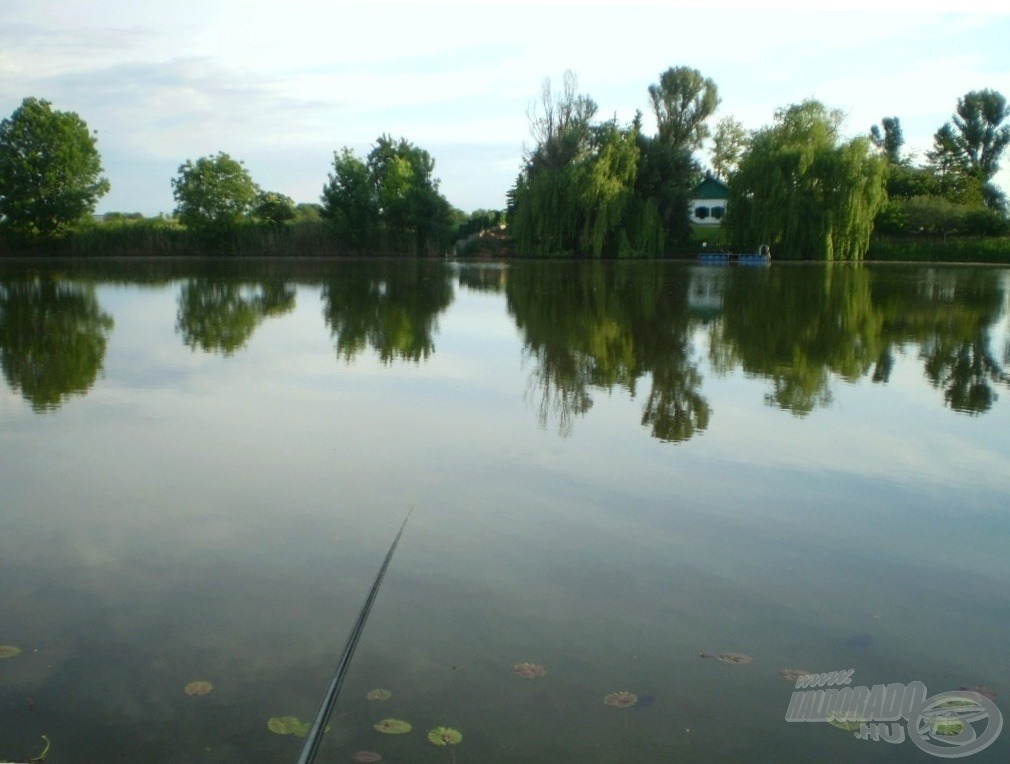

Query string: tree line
508 69 1010 260
1 74 1009 259
0 97 463 255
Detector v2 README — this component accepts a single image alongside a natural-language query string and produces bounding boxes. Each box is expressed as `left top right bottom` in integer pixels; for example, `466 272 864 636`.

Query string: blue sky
2 1 1009 215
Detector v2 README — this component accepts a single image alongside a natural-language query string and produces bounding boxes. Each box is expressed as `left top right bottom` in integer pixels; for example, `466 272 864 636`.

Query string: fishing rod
296 509 412 764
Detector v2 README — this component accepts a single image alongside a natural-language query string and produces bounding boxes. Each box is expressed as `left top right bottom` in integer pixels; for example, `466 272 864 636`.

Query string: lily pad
353 752 382 763
717 652 752 665
366 688 392 701
184 680 213 696
427 727 463 746
779 668 812 682
932 717 966 736
0 645 22 659
603 691 638 708
828 711 868 735
374 718 412 734
513 662 547 679
267 716 312 737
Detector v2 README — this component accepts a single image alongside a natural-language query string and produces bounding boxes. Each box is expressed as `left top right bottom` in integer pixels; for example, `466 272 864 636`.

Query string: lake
1 258 1008 763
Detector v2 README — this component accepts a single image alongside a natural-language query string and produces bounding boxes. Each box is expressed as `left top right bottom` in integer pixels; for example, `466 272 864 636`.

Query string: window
694 206 710 219
711 206 725 220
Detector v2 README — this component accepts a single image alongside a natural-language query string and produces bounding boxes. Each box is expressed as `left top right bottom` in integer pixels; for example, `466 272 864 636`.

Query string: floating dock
697 252 770 264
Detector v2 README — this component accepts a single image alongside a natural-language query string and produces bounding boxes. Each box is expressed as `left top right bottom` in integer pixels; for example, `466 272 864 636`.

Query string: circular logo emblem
907 691 1002 758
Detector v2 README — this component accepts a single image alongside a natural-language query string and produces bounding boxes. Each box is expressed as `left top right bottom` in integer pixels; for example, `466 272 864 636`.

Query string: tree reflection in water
176 278 296 355
507 261 710 442
322 260 453 364
0 276 113 411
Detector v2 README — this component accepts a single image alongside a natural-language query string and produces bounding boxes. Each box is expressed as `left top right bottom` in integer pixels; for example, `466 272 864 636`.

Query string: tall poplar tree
647 66 720 152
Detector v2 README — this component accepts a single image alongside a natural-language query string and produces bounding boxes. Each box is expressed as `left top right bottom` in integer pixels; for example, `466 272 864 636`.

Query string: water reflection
321 260 453 363
0 276 113 411
455 262 508 294
712 265 882 415
506 262 710 441
176 278 296 355
895 269 1007 415
1 261 1008 427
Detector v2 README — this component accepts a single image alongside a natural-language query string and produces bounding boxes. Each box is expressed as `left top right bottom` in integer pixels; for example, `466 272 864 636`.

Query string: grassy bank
0 218 443 258
867 235 1010 263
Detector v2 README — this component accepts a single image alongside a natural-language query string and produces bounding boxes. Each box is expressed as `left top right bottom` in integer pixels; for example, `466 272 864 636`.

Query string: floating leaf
717 653 752 665
267 716 318 737
268 716 303 735
428 727 463 746
779 668 811 682
184 680 213 696
367 689 392 701
0 645 22 659
933 718 966 736
827 710 869 731
513 662 547 679
374 718 411 734
603 691 638 708
353 752 382 763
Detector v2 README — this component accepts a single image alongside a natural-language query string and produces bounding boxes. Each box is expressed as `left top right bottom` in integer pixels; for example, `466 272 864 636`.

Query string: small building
689 174 729 226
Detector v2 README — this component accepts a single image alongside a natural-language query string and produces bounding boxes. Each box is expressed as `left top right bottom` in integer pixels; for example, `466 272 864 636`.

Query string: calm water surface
1 259 1008 762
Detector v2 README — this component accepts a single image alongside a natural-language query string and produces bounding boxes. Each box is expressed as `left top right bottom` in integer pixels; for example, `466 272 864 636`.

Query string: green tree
293 202 323 223
870 116 905 164
511 75 673 258
927 123 979 205
647 66 720 152
511 117 658 257
949 90 1010 183
946 89 1010 211
171 152 259 234
367 134 453 254
511 71 712 258
711 116 749 180
321 148 378 249
634 127 697 250
0 97 110 241
322 138 453 256
252 191 296 226
526 71 598 173
726 100 887 260
509 73 605 256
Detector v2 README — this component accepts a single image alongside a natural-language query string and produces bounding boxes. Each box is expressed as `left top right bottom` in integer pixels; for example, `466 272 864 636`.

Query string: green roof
691 176 730 200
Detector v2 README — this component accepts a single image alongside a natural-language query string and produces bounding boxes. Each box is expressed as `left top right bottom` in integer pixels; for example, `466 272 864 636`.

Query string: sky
2 0 1009 216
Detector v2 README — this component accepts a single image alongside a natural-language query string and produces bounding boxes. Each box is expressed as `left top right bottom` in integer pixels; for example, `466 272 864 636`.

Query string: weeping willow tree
510 119 665 258
726 100 887 260
509 74 664 258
